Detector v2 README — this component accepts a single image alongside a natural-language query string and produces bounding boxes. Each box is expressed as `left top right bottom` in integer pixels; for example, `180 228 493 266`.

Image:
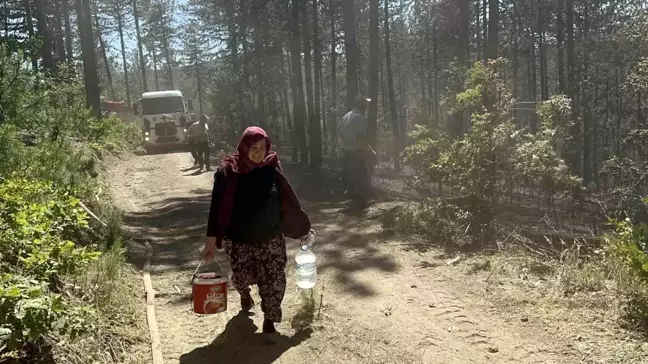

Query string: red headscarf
211 127 310 248
221 126 280 173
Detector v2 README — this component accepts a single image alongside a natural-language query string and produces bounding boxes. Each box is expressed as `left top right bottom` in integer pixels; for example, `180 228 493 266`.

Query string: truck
136 90 190 153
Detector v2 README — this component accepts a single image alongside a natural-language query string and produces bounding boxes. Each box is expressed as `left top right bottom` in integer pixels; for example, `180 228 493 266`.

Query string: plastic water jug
295 231 317 289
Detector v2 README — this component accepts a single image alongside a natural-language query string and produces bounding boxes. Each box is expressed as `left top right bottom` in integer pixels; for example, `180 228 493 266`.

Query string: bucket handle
191 258 225 282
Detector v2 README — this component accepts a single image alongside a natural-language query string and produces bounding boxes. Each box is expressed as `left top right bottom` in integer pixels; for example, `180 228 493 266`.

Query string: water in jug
295 231 317 289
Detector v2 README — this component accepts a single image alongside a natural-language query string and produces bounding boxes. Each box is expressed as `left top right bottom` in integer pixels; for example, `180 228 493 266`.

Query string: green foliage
601 156 648 221
0 46 141 190
402 125 449 186
381 200 473 250
604 215 648 331
605 218 648 279
0 179 100 357
401 61 580 249
536 94 571 154
0 46 142 360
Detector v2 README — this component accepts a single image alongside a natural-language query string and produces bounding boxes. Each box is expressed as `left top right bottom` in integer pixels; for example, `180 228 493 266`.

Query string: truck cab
139 90 189 153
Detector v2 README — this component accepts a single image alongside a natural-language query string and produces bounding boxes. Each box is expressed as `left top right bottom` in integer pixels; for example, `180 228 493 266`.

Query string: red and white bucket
191 262 228 314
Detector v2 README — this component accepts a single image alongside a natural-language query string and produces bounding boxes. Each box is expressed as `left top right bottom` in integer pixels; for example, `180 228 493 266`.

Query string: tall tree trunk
451 0 470 137
343 0 358 111
539 6 548 100
117 8 131 105
53 0 67 65
582 3 591 184
151 46 160 90
433 20 439 123
476 0 481 61
481 0 487 62
593 66 600 184
63 0 74 65
557 1 565 94
23 0 39 71
34 0 55 71
368 0 379 149
486 0 498 60
239 0 250 125
287 49 299 161
196 63 203 115
225 1 244 132
512 11 518 100
384 0 400 172
133 0 148 92
291 0 308 163
311 0 323 168
3 0 8 38
93 2 114 96
530 28 537 103
566 0 579 174
162 34 174 89
280 50 293 146
329 0 338 157
380 47 387 121
252 0 266 130
320 64 327 155
76 0 101 118
425 22 433 123
301 0 315 163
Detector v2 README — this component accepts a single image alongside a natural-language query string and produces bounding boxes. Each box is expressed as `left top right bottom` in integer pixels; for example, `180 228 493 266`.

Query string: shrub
400 61 579 250
0 47 141 195
0 178 101 358
381 199 473 250
604 215 648 331
0 47 143 361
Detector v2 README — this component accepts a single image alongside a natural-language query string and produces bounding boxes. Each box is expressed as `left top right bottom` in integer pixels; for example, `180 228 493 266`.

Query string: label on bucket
204 292 226 314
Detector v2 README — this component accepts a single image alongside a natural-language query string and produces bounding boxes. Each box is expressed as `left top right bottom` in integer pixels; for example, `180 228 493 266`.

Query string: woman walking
202 126 311 335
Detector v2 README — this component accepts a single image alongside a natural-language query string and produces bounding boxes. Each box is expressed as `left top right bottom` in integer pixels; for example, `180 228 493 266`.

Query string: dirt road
109 152 611 364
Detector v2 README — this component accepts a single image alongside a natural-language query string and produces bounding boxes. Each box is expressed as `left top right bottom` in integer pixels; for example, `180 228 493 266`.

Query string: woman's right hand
202 236 218 261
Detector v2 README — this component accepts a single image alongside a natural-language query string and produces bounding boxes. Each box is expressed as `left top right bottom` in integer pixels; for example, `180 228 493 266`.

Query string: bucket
191 263 228 314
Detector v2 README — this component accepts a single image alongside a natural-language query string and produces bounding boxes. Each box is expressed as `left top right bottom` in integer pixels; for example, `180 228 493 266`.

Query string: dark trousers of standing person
188 140 199 165
341 154 350 189
344 151 370 204
196 141 210 170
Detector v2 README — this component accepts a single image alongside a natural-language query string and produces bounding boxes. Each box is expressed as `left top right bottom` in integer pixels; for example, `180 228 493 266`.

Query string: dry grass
51 244 149 364
459 241 648 364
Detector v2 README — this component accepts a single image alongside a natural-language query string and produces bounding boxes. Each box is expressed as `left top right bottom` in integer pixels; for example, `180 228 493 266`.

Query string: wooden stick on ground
143 240 164 364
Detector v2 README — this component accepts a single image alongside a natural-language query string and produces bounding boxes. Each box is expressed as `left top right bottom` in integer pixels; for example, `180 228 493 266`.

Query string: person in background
202 126 311 336
186 114 199 166
187 115 211 171
201 114 214 145
337 94 374 206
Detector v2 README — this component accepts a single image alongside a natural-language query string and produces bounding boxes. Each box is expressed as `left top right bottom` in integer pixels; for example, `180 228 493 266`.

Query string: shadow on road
123 162 402 295
179 312 312 364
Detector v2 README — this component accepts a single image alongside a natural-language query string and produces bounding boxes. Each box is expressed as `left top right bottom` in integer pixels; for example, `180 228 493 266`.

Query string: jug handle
299 229 316 249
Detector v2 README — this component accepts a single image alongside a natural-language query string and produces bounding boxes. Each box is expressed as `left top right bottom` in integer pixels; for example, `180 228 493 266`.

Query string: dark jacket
206 165 309 244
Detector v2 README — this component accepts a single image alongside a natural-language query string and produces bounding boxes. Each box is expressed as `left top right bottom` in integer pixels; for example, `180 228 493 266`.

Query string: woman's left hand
202 236 218 261
299 229 315 244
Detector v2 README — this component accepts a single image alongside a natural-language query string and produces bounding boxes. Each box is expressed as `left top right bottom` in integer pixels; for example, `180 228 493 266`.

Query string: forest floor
108 151 648 364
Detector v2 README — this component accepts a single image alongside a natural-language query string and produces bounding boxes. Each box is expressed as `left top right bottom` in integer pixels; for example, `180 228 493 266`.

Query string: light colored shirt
338 108 366 152
187 122 209 143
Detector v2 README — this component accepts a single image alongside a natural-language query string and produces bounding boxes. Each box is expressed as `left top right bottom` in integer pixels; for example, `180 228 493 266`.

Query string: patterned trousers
224 236 287 322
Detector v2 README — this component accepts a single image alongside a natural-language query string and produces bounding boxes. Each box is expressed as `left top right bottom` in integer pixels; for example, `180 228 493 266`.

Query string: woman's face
248 139 267 163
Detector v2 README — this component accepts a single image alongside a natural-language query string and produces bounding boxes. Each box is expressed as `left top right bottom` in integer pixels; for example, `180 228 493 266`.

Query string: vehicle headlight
183 129 187 133
145 137 150 142
145 131 149 136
